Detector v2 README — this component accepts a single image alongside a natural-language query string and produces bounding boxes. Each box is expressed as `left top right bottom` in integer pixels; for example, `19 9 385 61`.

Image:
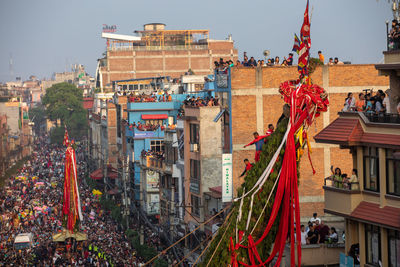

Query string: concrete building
96 23 238 90
312 44 400 267
182 105 223 245
126 94 193 215
0 115 8 176
88 93 116 184
213 65 390 220
0 100 33 168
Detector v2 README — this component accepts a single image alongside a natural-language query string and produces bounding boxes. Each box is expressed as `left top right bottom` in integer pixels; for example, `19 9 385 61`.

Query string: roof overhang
314 112 400 148
101 32 141 41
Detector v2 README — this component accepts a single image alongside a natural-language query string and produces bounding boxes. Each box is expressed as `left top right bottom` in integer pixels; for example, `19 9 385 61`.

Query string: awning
205 186 222 199
107 188 120 195
90 165 118 180
350 201 400 229
142 114 168 120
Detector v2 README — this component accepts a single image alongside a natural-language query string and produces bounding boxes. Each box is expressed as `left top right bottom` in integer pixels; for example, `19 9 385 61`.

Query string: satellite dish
263 50 270 57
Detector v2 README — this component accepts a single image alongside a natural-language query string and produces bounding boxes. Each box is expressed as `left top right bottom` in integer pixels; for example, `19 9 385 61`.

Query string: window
190 159 200 179
191 194 201 217
388 230 400 267
150 140 164 152
363 147 379 192
190 123 199 144
387 149 400 196
190 160 200 194
116 105 121 138
165 145 177 164
365 224 381 266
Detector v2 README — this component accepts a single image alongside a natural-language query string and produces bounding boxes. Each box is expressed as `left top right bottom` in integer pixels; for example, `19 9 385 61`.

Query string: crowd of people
129 121 163 132
0 135 166 266
182 95 219 107
128 92 173 103
300 213 341 245
214 51 346 71
342 89 400 114
141 149 165 161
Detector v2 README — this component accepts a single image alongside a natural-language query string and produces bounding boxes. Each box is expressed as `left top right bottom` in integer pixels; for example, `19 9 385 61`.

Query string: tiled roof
314 117 400 148
350 201 400 229
314 118 359 145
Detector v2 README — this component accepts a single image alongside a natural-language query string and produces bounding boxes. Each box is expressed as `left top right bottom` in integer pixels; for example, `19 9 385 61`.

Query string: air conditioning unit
190 143 199 152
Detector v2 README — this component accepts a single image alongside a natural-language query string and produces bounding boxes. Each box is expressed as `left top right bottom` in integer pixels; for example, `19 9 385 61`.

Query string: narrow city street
0 134 170 266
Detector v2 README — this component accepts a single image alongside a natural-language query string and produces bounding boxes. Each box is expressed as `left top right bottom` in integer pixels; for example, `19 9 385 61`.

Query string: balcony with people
323 166 362 216
125 122 165 139
139 149 165 172
340 89 400 124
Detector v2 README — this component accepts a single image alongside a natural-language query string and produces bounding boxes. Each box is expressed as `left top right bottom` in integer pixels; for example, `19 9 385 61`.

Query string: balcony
323 185 362 216
125 126 165 139
284 243 345 266
140 155 165 172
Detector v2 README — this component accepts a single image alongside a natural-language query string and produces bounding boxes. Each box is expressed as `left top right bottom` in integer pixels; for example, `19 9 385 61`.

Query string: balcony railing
364 112 400 124
140 155 165 171
108 44 208 52
324 176 360 191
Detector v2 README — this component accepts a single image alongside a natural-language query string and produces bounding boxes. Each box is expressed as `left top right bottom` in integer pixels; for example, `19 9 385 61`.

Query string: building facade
214 65 390 219
313 50 400 266
96 23 238 90
182 105 223 243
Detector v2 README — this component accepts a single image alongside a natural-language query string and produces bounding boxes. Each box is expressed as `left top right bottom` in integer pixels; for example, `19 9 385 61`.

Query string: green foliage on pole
200 117 291 266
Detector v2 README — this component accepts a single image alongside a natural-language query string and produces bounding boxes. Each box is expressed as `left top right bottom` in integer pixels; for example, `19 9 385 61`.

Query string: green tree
29 105 46 135
42 82 87 142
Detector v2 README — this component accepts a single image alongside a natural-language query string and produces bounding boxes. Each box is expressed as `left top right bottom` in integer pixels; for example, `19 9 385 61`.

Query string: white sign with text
222 153 233 202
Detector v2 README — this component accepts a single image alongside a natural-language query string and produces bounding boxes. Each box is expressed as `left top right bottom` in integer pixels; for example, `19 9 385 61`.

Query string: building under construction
96 23 238 90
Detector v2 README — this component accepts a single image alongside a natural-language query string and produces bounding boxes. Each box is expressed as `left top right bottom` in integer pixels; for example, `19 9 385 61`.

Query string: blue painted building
125 92 214 203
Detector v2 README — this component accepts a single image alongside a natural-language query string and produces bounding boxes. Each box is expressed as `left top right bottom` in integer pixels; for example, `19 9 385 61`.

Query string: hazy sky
0 0 393 82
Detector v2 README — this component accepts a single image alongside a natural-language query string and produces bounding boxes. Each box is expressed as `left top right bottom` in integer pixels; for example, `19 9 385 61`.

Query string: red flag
63 126 69 147
300 0 310 42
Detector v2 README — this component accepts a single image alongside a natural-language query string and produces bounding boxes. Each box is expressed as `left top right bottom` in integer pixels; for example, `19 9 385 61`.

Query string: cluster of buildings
0 65 95 178
87 22 400 265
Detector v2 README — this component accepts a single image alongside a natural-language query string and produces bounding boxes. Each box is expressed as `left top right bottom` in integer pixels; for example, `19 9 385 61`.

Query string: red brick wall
231 95 257 144
230 64 389 217
102 41 237 86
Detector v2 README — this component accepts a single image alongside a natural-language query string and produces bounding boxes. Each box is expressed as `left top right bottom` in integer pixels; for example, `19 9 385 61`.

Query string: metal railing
324 176 360 191
108 44 208 52
364 112 400 124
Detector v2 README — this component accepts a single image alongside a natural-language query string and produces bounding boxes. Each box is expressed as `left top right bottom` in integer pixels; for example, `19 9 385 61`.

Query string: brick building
96 23 238 90
217 64 389 218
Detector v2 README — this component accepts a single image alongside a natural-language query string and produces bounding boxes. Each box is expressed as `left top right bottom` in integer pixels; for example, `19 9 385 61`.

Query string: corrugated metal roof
351 201 400 229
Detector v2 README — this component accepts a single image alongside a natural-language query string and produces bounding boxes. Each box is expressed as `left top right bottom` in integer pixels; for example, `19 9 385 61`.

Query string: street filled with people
0 134 167 266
